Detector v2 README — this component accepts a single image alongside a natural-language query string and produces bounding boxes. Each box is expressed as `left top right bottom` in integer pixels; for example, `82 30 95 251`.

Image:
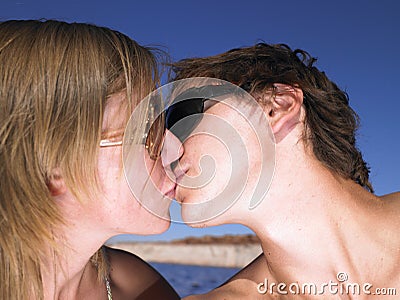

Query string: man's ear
268 85 303 142
46 169 67 197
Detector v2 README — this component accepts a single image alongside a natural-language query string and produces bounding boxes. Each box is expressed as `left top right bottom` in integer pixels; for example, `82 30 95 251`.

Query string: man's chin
180 206 222 228
145 217 171 235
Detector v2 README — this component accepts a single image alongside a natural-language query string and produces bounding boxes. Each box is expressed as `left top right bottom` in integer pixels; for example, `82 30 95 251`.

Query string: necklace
105 277 113 300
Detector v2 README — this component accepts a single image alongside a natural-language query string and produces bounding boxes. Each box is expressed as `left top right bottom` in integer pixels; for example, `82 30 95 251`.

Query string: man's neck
246 148 399 288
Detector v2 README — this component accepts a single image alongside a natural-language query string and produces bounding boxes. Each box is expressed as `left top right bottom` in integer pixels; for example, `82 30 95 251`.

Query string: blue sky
1 0 399 242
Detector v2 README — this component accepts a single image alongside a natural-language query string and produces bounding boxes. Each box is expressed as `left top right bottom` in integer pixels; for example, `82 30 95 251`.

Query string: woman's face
95 93 182 235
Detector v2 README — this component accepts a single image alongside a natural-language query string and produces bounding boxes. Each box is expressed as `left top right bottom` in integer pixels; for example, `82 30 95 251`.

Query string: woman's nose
161 129 184 168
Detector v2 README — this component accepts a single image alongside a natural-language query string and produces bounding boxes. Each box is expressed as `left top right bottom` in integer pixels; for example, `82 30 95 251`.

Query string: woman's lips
165 189 175 199
163 183 176 200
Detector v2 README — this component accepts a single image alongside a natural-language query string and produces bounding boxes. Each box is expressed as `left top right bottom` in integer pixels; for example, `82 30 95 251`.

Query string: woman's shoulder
104 246 180 299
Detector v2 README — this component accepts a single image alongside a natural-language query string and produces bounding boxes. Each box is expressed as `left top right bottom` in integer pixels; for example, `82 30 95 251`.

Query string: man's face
173 96 275 225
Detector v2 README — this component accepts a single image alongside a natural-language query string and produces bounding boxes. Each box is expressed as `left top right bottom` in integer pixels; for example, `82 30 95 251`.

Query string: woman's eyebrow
101 128 125 139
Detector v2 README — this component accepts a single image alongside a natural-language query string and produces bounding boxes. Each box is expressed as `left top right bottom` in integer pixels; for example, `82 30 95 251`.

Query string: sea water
151 262 240 298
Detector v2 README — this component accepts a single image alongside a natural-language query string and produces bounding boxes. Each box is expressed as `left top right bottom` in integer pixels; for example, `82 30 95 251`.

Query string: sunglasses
166 84 235 142
100 97 165 160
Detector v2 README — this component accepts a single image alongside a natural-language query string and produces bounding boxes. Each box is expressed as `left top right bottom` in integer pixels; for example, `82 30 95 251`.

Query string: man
167 43 399 299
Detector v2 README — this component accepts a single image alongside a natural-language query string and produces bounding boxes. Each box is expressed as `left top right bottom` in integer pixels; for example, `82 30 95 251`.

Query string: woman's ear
46 169 67 197
268 84 304 142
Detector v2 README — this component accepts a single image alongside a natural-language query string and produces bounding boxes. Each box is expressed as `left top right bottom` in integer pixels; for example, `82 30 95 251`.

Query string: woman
0 20 180 299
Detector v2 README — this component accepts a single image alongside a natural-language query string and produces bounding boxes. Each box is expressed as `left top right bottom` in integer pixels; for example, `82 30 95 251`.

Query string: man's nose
161 129 184 168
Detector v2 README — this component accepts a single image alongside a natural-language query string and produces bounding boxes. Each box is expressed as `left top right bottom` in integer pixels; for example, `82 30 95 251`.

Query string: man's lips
172 184 186 204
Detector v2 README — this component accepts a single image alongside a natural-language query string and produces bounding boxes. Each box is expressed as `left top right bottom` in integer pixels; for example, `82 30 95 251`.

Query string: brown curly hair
170 43 373 192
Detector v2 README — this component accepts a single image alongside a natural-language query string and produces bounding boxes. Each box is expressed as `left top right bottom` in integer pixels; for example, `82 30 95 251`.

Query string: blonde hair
0 19 163 299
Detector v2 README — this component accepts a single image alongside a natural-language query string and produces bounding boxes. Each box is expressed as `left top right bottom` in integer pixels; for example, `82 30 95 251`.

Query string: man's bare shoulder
380 191 400 225
380 191 400 202
105 246 179 299
184 253 273 300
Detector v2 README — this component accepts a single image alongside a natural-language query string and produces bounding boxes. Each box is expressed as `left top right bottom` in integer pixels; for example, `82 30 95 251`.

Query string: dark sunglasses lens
166 98 204 142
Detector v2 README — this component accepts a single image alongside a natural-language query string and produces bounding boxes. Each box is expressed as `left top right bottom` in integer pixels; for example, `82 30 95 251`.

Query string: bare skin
41 94 182 300
184 189 400 300
178 90 400 299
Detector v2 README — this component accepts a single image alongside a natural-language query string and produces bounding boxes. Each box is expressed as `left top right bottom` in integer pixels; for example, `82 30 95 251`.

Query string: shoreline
108 235 262 268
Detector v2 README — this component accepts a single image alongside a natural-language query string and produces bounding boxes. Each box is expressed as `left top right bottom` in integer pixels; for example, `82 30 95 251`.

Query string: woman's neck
41 221 109 299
